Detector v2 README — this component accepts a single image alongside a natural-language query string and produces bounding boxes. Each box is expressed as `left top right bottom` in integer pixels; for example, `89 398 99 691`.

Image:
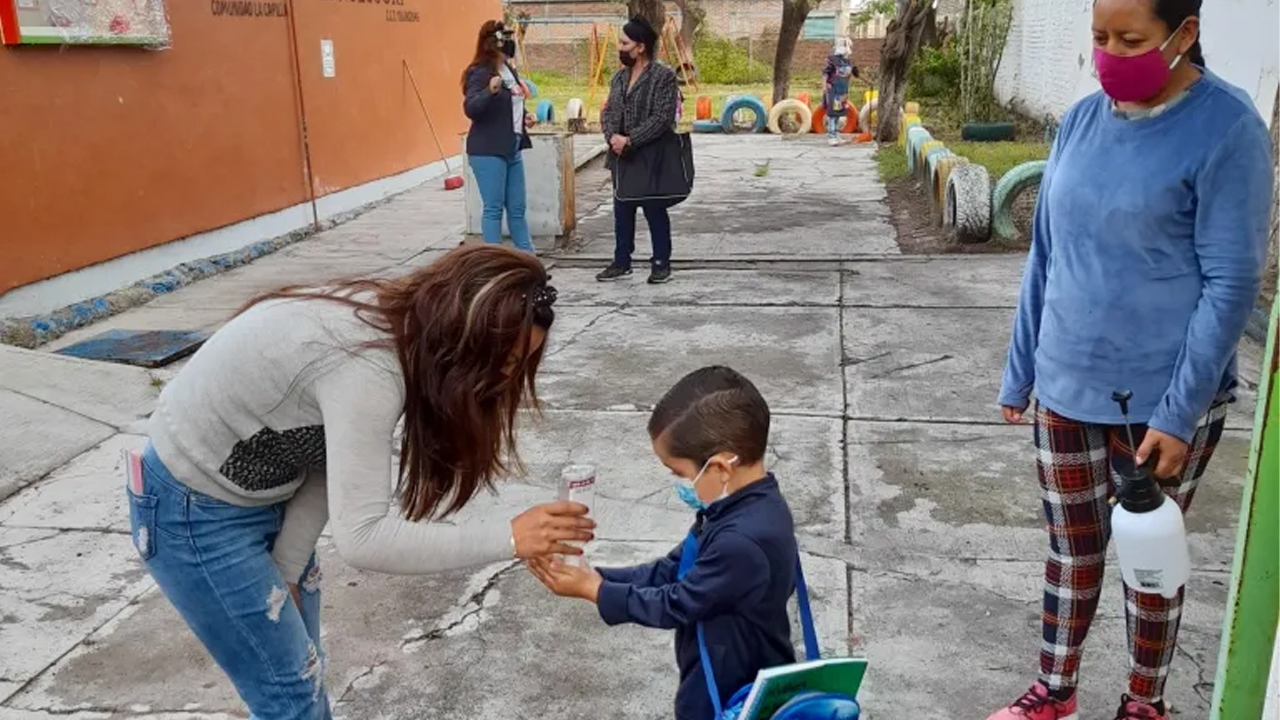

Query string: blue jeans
614 198 674 270
127 446 330 719
469 141 535 253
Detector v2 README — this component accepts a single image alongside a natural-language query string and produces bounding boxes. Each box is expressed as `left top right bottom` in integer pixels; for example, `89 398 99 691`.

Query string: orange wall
0 0 498 294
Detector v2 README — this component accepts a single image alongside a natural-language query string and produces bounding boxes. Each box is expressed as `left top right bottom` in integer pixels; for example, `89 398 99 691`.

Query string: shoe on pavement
647 265 671 284
1113 695 1168 720
984 682 1078 720
596 264 632 282
828 137 840 146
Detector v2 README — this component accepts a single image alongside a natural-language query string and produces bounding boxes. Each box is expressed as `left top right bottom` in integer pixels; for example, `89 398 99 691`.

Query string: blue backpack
676 532 862 720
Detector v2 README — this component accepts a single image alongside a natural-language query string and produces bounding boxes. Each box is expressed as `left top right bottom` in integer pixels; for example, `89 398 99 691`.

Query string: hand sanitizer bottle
1109 391 1191 599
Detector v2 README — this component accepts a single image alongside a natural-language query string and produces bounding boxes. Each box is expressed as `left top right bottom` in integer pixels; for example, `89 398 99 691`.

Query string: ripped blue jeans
128 446 330 719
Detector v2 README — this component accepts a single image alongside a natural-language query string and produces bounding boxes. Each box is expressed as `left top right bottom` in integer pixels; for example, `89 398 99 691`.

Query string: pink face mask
1093 23 1186 103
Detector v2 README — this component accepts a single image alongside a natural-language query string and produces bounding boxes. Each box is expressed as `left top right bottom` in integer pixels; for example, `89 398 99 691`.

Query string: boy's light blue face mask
674 455 739 511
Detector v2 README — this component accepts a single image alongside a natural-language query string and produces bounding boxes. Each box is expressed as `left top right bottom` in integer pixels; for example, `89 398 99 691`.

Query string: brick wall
511 0 804 43
522 33 882 82
512 0 881 82
523 36 882 83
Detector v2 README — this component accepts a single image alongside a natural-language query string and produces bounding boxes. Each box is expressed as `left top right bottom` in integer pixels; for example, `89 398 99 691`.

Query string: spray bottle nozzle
1111 389 1139 460
1111 390 1133 416
1109 390 1164 513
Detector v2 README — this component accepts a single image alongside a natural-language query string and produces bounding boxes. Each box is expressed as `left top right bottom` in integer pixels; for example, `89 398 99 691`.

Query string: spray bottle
1109 390 1191 599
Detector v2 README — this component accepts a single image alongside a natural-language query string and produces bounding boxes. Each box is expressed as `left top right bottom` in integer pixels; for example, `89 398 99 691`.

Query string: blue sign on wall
802 13 837 40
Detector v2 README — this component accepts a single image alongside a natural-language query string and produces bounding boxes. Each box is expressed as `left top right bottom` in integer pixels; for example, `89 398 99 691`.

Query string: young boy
822 37 859 146
528 366 799 720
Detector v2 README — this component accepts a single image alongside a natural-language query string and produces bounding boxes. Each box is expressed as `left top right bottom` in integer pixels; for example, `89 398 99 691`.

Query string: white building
995 0 1278 123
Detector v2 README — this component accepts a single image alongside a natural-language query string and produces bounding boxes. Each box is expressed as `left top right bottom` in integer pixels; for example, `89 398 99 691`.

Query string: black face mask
618 50 637 67
501 39 516 57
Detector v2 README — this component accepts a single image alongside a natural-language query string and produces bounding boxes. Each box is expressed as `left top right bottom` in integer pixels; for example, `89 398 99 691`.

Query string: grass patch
947 141 1049 180
875 144 910 182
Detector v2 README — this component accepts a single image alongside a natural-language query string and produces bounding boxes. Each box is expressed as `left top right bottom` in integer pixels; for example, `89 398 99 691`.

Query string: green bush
908 41 961 101
694 35 771 85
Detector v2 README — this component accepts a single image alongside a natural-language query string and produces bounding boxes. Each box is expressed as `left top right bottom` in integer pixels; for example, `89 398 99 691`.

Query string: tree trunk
772 0 815 105
627 0 665 35
875 0 932 142
672 0 702 53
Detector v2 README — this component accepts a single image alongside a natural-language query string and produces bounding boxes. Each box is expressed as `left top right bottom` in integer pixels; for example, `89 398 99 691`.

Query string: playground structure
585 17 698 123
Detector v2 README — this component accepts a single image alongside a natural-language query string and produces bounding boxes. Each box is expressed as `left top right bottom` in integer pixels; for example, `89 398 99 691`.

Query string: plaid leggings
1035 399 1228 704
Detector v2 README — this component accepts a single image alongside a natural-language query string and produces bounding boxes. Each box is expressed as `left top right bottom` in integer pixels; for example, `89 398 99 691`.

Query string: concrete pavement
0 135 1264 719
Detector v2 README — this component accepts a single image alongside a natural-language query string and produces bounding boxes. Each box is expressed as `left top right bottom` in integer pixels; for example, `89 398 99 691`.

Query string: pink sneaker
985 682 1078 720
1113 695 1169 720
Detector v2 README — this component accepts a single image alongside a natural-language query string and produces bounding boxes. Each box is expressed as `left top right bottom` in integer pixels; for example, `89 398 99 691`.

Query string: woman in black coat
595 17 681 285
462 20 537 254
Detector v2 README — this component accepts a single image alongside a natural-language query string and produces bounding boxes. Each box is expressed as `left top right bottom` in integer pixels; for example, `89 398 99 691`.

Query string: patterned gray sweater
601 61 680 167
148 296 513 581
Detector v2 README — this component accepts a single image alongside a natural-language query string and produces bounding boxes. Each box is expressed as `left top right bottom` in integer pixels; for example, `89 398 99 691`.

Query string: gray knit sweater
601 61 680 168
148 296 513 581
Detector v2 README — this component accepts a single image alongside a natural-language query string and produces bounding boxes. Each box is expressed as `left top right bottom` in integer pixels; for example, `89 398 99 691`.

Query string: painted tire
810 106 857 135
695 96 712 120
691 119 723 133
899 113 921 145
796 92 811 106
991 160 1047 242
565 98 585 120
946 164 993 244
905 129 934 171
932 155 969 226
911 140 944 177
960 121 1016 142
858 98 878 136
535 99 555 124
523 78 539 98
767 99 813 135
922 146 952 183
905 126 932 161
720 95 768 134
905 101 920 114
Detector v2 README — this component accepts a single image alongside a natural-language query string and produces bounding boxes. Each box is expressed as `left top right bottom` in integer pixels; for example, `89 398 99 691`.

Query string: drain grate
55 329 209 368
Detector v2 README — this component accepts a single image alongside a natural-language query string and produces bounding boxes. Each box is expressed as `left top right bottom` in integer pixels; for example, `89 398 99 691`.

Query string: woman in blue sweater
462 20 537 254
991 1 1273 720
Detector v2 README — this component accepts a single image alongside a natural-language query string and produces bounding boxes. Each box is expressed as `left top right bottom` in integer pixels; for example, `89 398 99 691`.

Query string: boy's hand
527 557 603 603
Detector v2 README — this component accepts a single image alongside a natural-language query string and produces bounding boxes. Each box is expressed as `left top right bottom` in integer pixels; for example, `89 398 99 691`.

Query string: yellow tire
931 155 969 225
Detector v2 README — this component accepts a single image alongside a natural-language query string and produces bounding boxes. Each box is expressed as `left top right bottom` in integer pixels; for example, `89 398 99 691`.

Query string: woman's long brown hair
238 245 554 522
461 19 505 90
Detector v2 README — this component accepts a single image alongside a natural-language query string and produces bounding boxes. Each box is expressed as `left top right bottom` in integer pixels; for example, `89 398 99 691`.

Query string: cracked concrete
0 135 1261 718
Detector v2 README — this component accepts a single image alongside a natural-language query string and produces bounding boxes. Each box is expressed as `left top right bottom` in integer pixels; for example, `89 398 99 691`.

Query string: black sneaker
647 265 671 284
596 265 632 282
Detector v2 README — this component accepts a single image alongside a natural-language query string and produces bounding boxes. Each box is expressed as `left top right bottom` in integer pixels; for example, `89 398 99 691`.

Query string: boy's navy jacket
596 474 798 720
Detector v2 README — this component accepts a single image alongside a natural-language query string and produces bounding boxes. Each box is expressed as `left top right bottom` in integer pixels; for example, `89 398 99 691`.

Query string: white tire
946 164 993 244
767 99 813 135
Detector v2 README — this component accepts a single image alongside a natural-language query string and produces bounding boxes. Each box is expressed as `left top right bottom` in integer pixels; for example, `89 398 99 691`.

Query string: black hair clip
529 284 558 309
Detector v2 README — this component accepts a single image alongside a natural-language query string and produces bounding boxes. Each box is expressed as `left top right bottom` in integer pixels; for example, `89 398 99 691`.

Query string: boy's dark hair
648 366 770 466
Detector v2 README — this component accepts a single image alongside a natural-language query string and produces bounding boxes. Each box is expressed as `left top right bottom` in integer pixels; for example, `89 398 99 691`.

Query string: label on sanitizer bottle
558 464 596 567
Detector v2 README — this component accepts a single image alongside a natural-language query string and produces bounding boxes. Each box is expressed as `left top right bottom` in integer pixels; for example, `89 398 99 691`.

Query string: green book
737 657 869 720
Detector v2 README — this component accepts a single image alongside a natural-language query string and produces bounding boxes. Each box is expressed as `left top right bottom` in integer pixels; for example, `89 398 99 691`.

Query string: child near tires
823 37 859 146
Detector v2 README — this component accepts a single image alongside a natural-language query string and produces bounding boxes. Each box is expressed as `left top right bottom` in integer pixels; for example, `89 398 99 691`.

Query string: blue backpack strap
677 530 698 581
794 554 820 662
679 532 821 716
678 531 726 718
697 623 724 718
